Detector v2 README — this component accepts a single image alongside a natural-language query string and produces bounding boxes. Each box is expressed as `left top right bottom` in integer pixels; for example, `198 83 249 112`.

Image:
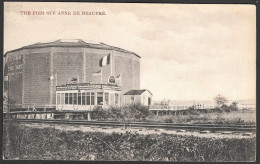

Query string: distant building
124 89 153 106
4 39 141 108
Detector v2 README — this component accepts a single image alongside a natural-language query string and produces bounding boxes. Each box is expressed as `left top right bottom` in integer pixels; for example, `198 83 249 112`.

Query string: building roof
4 39 141 58
124 89 153 95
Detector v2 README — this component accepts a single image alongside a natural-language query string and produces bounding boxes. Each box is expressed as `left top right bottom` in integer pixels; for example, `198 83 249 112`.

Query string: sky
4 2 256 101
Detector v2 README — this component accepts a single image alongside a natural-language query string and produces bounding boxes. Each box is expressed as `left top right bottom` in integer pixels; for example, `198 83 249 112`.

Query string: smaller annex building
124 89 153 106
56 83 121 111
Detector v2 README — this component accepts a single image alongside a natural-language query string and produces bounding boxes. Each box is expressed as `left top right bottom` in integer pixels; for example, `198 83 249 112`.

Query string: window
91 92 95 105
105 93 109 105
110 94 114 106
57 93 61 105
69 93 73 104
97 92 103 105
65 93 69 104
86 92 91 105
61 93 65 104
78 92 81 105
115 93 119 105
73 93 77 104
82 93 86 105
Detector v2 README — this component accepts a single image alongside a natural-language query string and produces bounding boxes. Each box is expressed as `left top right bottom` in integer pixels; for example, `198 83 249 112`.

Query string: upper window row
8 64 23 71
8 55 23 62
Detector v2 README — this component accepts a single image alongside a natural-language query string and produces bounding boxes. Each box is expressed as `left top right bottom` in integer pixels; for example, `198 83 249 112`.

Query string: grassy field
147 110 256 125
90 104 256 125
3 124 256 161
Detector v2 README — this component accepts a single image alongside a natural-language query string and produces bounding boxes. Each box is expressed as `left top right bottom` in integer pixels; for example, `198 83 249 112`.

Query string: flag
115 74 122 86
116 74 121 79
71 77 77 81
92 70 101 76
4 76 8 81
99 54 110 67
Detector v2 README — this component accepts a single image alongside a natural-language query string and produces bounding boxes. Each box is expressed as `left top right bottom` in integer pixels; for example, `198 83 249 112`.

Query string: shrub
221 104 231 112
3 124 256 161
164 118 174 123
91 106 109 120
107 106 125 121
91 103 152 121
211 107 223 113
122 103 151 121
230 101 239 111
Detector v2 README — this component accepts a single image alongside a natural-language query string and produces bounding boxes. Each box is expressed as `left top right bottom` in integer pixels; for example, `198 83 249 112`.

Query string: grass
3 124 256 161
90 104 256 125
147 110 256 125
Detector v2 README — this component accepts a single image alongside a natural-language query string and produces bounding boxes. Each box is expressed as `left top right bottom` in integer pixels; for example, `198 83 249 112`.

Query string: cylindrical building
4 39 140 107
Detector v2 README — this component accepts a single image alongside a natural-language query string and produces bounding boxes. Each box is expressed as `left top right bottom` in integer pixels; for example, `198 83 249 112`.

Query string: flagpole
101 68 103 84
110 52 113 76
55 73 57 86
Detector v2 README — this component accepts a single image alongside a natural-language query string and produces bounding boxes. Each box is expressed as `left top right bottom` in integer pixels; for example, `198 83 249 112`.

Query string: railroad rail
4 118 256 132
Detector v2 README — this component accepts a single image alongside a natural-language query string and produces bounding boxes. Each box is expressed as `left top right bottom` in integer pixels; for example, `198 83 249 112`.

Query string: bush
221 104 231 112
91 106 109 120
122 103 151 121
230 102 239 111
107 106 125 121
91 103 151 121
164 118 174 123
187 107 200 115
210 107 223 113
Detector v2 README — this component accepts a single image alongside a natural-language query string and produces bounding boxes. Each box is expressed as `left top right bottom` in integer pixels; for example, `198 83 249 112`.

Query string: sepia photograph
3 2 256 161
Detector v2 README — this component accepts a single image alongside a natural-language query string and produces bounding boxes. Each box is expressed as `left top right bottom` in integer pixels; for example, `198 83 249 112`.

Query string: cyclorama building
4 39 140 108
56 83 121 111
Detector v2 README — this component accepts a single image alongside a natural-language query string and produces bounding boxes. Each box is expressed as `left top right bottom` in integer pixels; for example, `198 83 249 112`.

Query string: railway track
4 118 256 132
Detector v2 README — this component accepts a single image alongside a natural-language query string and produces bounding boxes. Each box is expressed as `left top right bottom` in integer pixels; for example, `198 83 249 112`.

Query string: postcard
3 2 256 161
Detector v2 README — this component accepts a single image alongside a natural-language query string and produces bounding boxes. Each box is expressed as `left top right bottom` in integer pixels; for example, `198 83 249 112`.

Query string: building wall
23 50 51 105
124 95 141 105
83 48 140 105
84 48 112 84
114 51 140 105
141 91 153 106
8 74 22 105
52 47 83 104
5 50 23 105
124 91 153 106
5 46 140 107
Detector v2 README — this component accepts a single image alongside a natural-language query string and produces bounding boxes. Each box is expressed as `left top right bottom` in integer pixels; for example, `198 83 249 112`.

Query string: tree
214 94 228 107
230 101 239 111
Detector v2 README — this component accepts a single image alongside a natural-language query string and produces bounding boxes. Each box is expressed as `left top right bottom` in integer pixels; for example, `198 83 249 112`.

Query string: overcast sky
4 2 256 101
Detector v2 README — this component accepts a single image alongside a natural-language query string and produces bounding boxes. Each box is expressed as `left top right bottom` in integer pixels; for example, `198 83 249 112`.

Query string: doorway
148 98 151 106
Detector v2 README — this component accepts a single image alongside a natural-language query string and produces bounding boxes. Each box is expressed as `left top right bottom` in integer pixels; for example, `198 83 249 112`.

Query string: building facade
56 83 121 111
4 39 141 108
124 90 153 106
